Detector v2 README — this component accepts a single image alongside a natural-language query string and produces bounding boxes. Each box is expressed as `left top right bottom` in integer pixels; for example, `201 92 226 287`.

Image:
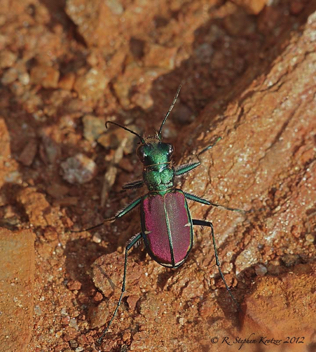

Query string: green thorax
137 137 175 192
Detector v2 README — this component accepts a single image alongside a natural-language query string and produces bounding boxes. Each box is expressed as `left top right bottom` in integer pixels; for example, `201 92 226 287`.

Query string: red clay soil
0 1 315 352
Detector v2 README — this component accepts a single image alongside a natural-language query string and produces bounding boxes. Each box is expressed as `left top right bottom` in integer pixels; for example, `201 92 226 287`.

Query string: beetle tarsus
72 197 143 233
197 136 222 157
71 216 116 233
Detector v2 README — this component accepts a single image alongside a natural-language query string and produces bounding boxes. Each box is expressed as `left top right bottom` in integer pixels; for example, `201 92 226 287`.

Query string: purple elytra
141 190 193 267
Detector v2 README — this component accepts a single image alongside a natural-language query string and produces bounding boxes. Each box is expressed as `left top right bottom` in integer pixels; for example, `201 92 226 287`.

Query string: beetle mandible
89 86 245 343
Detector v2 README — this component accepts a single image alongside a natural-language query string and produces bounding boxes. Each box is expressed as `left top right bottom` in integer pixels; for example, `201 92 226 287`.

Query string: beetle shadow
62 237 110 310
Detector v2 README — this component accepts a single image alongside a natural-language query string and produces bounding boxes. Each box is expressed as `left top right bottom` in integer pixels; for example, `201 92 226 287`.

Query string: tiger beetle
80 86 246 344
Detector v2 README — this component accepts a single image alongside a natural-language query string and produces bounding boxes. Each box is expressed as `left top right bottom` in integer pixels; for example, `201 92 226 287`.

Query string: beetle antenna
158 84 182 139
106 121 145 144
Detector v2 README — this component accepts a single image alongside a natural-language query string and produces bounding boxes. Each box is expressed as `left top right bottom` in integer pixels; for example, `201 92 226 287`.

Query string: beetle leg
122 179 144 190
127 232 143 248
197 136 222 156
175 137 222 176
71 196 142 232
184 192 247 214
115 196 142 218
192 219 239 309
97 232 142 344
175 162 201 176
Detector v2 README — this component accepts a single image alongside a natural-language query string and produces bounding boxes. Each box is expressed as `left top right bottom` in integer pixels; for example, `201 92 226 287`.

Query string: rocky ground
0 0 315 351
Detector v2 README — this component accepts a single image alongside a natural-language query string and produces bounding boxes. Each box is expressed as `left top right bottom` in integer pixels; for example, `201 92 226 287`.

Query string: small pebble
123 330 131 342
34 305 42 315
69 318 79 330
281 254 300 267
5 170 22 183
61 316 70 325
230 0 267 15
144 44 177 69
74 68 109 100
221 262 233 274
132 92 154 110
30 64 60 89
58 72 75 91
106 0 124 15
93 292 103 302
69 340 78 348
55 330 63 338
18 72 30 85
255 264 268 276
46 184 70 199
0 50 17 68
1 68 18 85
126 295 139 311
61 307 68 316
82 115 106 142
18 139 37 166
92 233 102 244
40 129 61 164
61 154 97 184
88 301 109 329
67 280 82 291
305 234 314 243
178 317 186 325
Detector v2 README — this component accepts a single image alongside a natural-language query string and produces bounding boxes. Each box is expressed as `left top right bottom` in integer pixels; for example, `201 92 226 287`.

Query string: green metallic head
137 137 173 168
137 137 175 191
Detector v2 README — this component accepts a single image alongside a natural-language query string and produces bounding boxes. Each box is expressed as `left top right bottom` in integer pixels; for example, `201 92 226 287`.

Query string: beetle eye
137 145 145 161
137 144 151 162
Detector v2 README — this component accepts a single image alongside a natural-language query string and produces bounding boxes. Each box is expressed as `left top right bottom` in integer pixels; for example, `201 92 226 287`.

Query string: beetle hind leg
192 219 240 310
97 232 142 344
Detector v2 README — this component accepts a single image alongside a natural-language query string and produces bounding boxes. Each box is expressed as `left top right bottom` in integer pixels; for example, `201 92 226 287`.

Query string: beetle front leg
175 137 222 176
72 197 142 232
175 162 201 176
192 219 239 309
97 232 142 344
122 179 144 190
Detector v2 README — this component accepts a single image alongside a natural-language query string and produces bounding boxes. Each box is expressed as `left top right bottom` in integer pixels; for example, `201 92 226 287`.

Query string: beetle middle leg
192 219 239 309
97 232 142 344
184 192 247 214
